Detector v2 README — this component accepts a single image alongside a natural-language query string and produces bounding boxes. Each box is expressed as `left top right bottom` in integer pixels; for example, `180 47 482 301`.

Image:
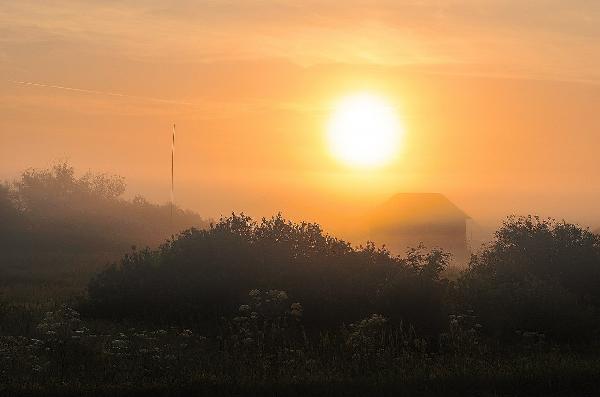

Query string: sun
327 93 403 168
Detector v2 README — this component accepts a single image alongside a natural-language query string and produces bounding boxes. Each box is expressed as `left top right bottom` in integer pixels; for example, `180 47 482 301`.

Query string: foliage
377 245 451 333
13 162 126 213
459 216 600 340
85 214 449 330
3 294 600 396
1 162 208 254
225 289 304 351
0 183 25 246
6 164 600 393
4 207 600 394
438 312 484 356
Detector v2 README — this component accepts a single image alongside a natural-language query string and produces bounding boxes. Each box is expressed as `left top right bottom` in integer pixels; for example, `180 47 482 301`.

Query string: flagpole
171 123 175 223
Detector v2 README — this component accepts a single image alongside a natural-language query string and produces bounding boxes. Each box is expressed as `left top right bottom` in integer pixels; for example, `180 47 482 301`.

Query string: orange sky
1 1 600 235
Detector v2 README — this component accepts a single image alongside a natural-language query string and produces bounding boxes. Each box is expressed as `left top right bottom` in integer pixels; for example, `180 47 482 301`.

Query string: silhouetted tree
2 162 208 254
0 183 24 248
459 216 600 340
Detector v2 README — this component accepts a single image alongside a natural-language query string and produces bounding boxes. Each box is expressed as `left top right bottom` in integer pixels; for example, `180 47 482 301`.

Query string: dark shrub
2 162 208 254
459 216 600 340
85 214 449 331
0 184 24 249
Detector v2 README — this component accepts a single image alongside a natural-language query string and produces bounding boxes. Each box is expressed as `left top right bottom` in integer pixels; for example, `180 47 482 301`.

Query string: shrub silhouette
0 183 24 248
459 216 600 340
86 213 450 331
1 162 208 254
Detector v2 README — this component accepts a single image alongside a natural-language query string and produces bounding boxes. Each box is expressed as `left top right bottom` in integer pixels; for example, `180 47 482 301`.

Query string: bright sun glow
327 93 402 168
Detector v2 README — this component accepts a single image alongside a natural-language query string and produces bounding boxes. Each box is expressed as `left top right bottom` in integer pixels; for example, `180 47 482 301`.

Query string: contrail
8 79 195 106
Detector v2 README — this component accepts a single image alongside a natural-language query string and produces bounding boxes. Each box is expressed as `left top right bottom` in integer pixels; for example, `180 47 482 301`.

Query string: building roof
370 193 469 229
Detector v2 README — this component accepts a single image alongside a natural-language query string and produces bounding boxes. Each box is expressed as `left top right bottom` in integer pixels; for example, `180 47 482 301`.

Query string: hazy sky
2 0 600 234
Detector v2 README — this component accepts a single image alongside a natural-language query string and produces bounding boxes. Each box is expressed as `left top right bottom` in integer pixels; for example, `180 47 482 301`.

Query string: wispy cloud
1 0 599 82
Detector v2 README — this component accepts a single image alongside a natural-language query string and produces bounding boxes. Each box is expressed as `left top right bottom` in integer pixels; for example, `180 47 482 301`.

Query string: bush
0 184 25 248
1 162 208 254
85 214 449 331
459 216 600 340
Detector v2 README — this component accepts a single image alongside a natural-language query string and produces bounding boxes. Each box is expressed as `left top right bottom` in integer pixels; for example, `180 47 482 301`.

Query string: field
2 166 600 396
3 240 600 396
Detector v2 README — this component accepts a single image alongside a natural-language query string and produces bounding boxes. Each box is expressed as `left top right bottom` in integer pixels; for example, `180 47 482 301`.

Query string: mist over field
1 163 600 396
3 1 600 396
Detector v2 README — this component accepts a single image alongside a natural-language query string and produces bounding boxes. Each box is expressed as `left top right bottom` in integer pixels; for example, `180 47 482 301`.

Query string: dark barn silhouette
367 193 471 263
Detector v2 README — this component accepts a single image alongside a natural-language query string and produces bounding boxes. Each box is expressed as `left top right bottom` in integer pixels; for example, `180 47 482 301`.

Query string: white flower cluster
37 305 84 340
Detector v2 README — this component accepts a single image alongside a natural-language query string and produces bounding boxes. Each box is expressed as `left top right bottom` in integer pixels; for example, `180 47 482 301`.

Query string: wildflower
267 289 288 301
180 329 193 338
111 339 128 349
290 302 303 317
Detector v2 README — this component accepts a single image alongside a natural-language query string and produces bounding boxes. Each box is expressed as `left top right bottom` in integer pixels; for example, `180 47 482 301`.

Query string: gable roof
370 193 469 228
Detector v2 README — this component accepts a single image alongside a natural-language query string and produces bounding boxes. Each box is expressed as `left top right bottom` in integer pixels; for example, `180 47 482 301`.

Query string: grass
2 245 600 396
3 348 600 396
0 251 121 304
2 291 600 397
